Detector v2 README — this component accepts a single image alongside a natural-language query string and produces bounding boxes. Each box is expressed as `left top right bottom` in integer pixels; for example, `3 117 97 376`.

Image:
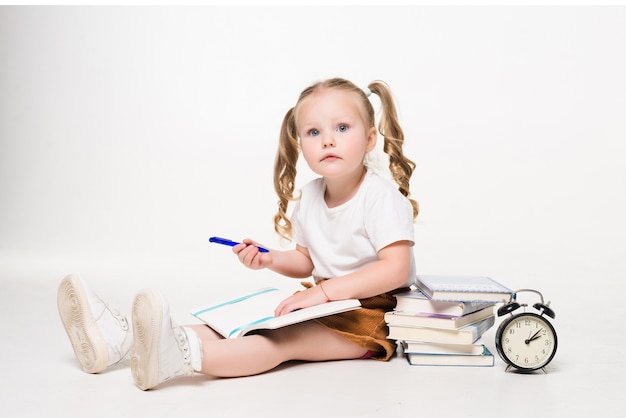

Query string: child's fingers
234 243 269 270
231 242 246 254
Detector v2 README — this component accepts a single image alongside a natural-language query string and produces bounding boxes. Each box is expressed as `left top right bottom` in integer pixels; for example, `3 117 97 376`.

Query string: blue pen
209 236 269 253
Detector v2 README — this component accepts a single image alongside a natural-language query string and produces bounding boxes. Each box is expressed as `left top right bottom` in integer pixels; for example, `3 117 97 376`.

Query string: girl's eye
337 124 348 133
309 129 320 136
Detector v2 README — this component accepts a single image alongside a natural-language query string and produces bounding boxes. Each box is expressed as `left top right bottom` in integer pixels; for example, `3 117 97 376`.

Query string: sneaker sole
57 275 109 374
131 289 163 391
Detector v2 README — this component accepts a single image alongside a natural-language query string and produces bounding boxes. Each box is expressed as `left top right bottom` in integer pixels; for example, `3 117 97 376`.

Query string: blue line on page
192 287 278 316
228 316 275 338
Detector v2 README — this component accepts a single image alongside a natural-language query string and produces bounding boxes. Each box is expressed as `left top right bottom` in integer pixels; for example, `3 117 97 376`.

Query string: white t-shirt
292 169 416 288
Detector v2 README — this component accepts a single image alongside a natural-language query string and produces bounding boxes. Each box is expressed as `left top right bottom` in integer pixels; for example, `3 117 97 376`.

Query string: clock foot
504 364 549 374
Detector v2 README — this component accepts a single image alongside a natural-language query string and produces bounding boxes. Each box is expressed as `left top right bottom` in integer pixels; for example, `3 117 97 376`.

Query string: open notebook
191 287 361 338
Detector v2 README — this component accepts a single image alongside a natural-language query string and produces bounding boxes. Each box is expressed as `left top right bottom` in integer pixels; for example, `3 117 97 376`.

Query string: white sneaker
130 288 202 390
57 274 132 373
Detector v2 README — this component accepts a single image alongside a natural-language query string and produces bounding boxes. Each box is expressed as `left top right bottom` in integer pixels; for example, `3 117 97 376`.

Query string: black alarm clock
495 289 557 373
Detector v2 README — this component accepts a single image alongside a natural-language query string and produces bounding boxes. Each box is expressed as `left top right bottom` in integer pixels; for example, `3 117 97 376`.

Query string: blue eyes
308 125 348 136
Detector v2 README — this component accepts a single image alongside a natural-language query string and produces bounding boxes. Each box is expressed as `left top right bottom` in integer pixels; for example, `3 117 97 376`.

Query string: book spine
465 315 495 340
394 299 494 316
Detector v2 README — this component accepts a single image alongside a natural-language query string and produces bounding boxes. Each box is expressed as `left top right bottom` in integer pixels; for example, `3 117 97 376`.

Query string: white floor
1 256 624 418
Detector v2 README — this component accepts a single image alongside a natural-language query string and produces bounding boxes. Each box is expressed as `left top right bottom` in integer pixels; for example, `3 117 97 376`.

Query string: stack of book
386 275 512 367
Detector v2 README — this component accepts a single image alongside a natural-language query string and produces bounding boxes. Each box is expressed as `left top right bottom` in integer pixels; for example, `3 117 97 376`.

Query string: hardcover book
415 275 512 302
191 287 361 338
387 315 495 344
401 339 488 355
405 345 495 367
385 305 494 330
393 288 494 316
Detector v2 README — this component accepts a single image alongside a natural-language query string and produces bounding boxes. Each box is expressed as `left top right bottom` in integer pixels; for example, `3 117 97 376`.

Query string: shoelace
173 325 191 364
97 297 132 366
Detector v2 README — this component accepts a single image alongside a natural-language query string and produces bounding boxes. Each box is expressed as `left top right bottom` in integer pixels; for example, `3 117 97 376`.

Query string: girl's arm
274 240 412 316
233 239 314 279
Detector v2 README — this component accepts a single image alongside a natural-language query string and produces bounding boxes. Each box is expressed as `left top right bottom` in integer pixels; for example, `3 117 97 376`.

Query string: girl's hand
232 239 271 270
274 285 328 316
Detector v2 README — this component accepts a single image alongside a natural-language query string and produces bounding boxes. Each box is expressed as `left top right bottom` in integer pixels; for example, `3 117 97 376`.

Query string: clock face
496 312 557 371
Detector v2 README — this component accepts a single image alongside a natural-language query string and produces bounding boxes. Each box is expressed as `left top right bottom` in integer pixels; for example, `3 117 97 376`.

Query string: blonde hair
273 77 418 240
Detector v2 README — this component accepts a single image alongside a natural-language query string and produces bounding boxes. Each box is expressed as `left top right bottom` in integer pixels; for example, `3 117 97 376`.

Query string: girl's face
296 88 376 181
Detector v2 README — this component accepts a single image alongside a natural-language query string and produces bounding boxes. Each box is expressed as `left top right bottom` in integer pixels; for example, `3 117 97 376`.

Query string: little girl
58 77 419 390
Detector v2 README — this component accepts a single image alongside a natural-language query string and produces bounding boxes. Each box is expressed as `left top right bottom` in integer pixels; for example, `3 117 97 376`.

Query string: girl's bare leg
187 321 368 378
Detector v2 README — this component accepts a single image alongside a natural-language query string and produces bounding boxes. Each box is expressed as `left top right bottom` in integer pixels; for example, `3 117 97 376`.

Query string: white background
1 6 625 417
2 6 623 291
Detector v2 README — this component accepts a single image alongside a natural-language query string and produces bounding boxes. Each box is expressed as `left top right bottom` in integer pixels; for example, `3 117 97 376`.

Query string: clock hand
525 329 544 344
524 331 533 344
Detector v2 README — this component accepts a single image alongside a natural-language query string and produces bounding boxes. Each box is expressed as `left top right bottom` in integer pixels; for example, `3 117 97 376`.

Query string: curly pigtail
368 81 419 219
273 107 300 240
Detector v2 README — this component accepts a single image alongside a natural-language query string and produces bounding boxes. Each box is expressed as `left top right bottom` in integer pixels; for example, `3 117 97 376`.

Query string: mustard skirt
306 282 409 361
